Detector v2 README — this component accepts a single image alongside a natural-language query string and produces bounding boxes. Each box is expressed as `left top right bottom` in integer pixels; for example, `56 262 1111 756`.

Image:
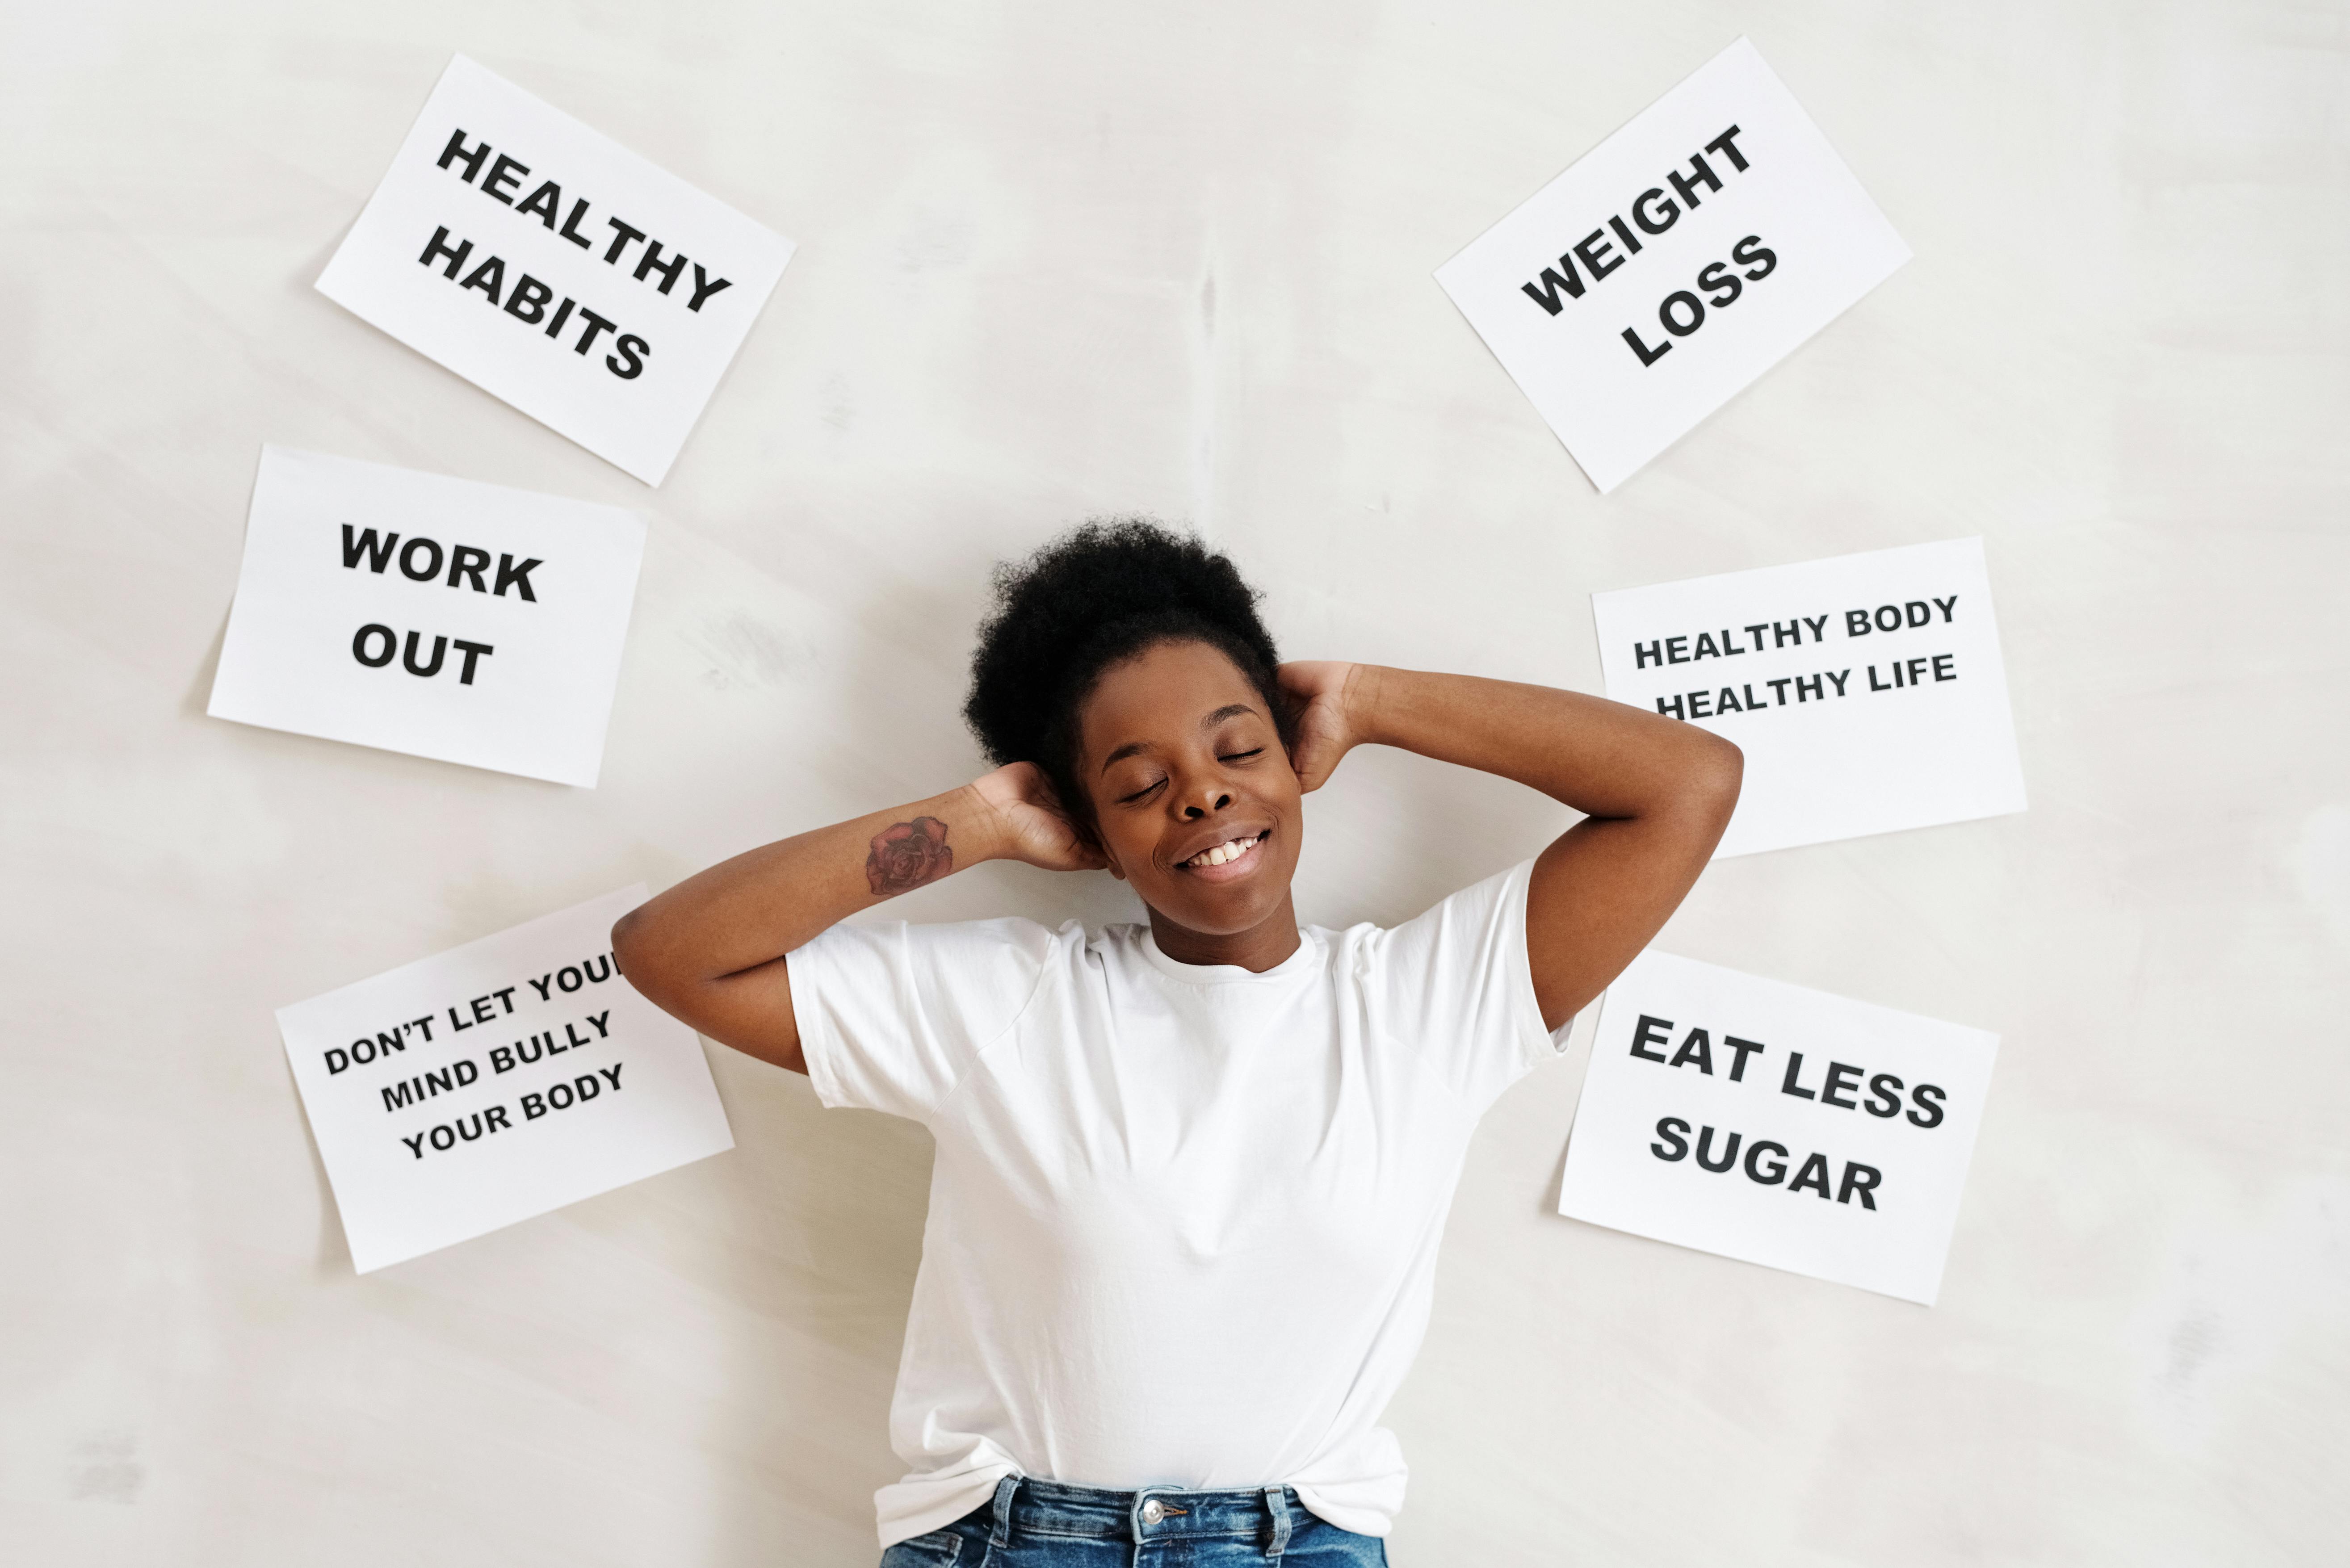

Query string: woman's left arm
1280 662 1742 1031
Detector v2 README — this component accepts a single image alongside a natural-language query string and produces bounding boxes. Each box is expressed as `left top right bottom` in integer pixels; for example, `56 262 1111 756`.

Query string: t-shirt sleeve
1362 858 1566 1114
786 915 1064 1121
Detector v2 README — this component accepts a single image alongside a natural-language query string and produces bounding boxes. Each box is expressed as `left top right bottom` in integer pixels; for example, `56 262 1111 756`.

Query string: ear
1063 792 1123 880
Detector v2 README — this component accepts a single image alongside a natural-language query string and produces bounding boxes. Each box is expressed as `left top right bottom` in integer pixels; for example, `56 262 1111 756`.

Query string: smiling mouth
1180 829 1270 871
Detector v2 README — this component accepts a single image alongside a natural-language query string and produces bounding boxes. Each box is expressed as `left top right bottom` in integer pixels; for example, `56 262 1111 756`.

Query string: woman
613 521 1740 1565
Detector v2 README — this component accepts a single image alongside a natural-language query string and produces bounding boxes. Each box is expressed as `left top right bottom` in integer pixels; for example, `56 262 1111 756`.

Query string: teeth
1189 833 1262 868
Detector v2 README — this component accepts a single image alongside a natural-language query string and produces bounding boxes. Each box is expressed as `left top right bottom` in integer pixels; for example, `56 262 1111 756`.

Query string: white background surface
4 3 2346 1564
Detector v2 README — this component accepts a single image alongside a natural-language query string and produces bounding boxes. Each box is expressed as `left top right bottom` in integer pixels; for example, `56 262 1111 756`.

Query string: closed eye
1219 748 1264 763
1117 778 1167 805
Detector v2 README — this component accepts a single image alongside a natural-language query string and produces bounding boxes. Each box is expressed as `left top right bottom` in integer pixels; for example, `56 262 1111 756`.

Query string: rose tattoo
866 816 953 896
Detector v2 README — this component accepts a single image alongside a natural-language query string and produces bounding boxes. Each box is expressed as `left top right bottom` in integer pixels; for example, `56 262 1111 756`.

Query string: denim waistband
983 1474 1303 1549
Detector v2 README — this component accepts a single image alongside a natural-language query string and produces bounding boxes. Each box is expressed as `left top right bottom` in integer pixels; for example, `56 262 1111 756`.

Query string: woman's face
1075 638 1304 941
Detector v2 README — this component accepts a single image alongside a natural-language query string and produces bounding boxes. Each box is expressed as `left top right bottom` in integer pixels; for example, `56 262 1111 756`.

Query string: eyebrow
1097 702 1263 774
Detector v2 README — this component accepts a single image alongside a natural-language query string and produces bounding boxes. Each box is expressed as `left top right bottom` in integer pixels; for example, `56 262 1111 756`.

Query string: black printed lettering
1724 1035 1766 1082
1670 1027 1714 1074
504 274 554 324
341 525 398 573
493 554 541 601
602 217 647 266
1781 1051 1817 1100
1864 1073 1904 1117
446 545 491 593
687 263 732 313
1523 257 1586 315
482 152 529 204
418 226 472 279
1731 234 1775 279
516 181 562 227
1571 229 1622 281
401 631 446 677
1632 188 1678 234
458 254 505 305
1651 1117 1691 1161
632 238 688 293
399 537 443 582
436 128 491 182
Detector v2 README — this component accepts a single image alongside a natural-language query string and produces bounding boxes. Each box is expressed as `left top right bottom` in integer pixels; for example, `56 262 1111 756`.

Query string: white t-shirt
789 859 1562 1547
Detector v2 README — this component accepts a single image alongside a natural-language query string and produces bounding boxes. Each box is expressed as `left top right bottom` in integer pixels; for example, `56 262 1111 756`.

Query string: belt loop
990 1474 1020 1549
1264 1486 1292 1561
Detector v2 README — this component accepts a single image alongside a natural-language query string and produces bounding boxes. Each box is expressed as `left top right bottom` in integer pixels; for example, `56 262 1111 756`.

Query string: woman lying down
614 520 1740 1565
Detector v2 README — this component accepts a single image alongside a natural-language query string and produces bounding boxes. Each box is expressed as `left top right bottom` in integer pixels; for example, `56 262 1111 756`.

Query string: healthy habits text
411 126 740 380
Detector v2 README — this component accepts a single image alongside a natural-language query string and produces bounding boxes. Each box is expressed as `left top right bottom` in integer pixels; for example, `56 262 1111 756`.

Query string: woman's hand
969 762 1108 872
1277 661 1370 792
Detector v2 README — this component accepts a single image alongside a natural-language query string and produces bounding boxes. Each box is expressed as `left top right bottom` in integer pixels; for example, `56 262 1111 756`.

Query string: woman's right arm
611 763 1103 1074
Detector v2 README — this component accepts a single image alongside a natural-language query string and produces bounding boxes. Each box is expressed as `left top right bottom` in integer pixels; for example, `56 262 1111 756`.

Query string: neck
1144 893 1303 972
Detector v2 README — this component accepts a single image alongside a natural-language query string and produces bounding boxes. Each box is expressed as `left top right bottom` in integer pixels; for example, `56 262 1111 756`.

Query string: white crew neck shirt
789 859 1561 1548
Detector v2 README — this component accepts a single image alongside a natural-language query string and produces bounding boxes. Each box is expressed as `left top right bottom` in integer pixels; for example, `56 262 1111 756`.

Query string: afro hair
963 518 1295 824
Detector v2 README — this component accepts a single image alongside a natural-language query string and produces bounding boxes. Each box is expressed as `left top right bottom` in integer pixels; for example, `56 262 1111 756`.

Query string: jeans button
1140 1498 1164 1525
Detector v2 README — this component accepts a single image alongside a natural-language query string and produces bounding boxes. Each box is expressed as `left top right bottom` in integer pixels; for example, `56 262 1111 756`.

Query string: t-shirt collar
1136 925 1322 986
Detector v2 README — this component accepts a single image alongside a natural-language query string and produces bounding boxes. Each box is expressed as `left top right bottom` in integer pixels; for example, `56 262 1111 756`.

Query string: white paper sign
1559 951 1996 1304
1593 537 2026 858
277 886 734 1273
209 447 647 786
1435 37 1910 492
317 54 794 485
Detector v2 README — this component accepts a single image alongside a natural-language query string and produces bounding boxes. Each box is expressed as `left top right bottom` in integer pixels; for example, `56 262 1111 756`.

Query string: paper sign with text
317 54 794 484
1435 37 1909 493
1559 950 1996 1304
208 447 646 785
277 886 733 1273
1593 537 2026 857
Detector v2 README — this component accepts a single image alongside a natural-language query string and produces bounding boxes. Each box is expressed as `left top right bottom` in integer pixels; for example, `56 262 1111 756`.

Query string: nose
1179 786 1234 821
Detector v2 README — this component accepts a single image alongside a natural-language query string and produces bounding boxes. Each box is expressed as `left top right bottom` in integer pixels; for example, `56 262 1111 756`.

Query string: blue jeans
880 1475 1389 1566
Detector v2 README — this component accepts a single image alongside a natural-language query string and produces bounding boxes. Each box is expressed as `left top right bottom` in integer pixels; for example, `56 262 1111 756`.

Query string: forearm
613 785 1001 1008
1330 663 1738 1026
1348 665 1740 822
